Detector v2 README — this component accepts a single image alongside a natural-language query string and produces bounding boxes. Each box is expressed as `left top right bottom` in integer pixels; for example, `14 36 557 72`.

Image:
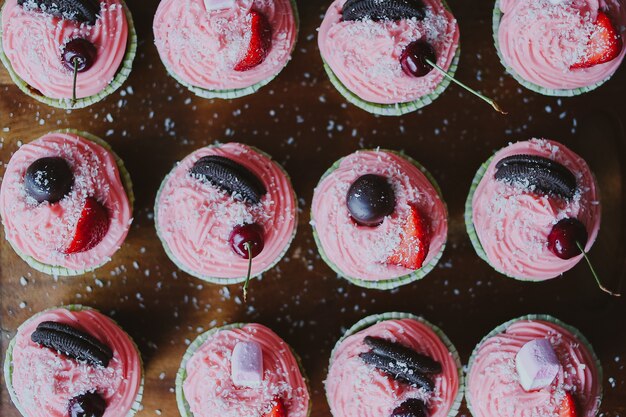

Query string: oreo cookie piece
494 154 577 199
364 336 442 374
17 0 100 25
359 351 434 391
189 155 267 205
342 0 426 22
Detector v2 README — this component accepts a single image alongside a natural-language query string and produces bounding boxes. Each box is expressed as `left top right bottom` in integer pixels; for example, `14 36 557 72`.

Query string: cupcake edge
175 322 312 417
326 312 464 417
311 150 448 290
0 0 138 110
3 304 145 417
465 314 603 417
154 144 298 285
2 129 135 277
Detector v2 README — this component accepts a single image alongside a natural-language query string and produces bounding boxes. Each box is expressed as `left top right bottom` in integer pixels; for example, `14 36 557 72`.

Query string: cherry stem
576 241 620 297
425 58 507 115
242 242 253 302
72 59 78 103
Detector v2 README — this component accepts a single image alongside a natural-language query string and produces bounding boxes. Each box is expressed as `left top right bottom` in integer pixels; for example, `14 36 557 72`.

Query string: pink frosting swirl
318 0 459 104
153 0 297 91
326 318 460 417
467 318 601 417
311 150 447 282
156 143 297 281
1 0 129 99
182 323 310 417
9 307 142 417
0 131 133 272
497 0 626 90
471 139 601 281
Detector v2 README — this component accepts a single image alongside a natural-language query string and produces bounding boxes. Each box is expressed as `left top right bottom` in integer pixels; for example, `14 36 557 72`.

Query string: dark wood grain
1 1 625 416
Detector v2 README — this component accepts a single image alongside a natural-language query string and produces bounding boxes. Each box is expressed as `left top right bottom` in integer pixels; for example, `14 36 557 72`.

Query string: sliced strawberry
571 11 623 69
386 206 430 270
262 398 286 417
63 197 110 254
559 393 579 417
234 10 272 72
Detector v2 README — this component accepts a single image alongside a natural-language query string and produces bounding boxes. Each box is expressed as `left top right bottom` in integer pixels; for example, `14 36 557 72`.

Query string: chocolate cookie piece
18 0 100 25
342 0 425 22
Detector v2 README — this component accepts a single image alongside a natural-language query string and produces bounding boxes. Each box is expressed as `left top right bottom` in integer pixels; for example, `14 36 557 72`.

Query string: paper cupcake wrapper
154 144 298 285
0 0 137 109
176 322 312 417
327 312 464 417
465 314 603 417
311 150 447 290
492 2 610 97
3 129 135 277
160 0 299 100
3 304 145 417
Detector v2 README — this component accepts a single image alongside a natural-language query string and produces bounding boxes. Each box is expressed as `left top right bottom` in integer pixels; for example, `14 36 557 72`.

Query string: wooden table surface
1 1 625 416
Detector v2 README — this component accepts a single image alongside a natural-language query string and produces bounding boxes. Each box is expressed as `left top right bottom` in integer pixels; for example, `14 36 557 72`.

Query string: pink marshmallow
204 0 237 11
515 338 560 391
231 341 264 388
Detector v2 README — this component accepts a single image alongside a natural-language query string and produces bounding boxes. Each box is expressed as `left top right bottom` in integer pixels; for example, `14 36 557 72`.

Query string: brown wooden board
1 1 625 416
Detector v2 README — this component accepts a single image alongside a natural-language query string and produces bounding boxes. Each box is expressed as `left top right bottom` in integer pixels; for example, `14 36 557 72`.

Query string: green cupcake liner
3 129 135 277
327 312 464 417
0 0 137 109
154 144 298 285
311 150 447 290
160 0 299 100
3 304 144 417
465 314 603 417
492 1 611 97
176 322 312 417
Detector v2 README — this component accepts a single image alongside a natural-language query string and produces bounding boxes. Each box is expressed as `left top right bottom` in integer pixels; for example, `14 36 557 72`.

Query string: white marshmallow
231 341 263 388
204 0 236 12
515 338 560 391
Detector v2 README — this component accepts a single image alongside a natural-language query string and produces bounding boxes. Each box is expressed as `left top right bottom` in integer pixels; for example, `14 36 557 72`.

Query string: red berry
400 40 436 77
234 10 272 72
62 38 97 72
263 399 286 417
559 393 579 417
347 174 396 227
24 157 74 204
387 206 430 270
571 11 622 69
63 197 110 254
229 223 264 259
548 218 588 260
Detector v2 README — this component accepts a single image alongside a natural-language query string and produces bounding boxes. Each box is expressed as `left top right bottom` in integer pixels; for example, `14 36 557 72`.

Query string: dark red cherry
24 157 74 204
229 223 265 259
62 38 97 72
68 392 106 417
347 174 396 227
400 40 436 77
548 218 588 260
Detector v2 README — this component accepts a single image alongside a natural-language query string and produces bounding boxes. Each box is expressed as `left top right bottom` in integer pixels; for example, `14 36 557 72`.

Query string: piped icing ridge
1 0 129 99
156 143 296 280
182 323 309 417
9 308 142 417
497 0 626 90
0 131 132 271
153 0 297 91
467 318 601 417
471 139 600 281
311 150 447 282
326 318 460 417
318 0 459 104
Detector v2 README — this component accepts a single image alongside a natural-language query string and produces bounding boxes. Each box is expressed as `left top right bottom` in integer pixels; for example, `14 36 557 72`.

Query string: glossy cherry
229 223 265 259
62 38 97 72
400 40 436 77
347 174 396 227
68 392 106 417
24 157 74 204
548 218 588 260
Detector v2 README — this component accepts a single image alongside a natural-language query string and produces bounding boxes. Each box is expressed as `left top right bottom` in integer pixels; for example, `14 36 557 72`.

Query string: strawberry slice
234 10 272 72
63 197 110 254
559 393 579 417
386 206 430 270
262 398 286 417
571 11 623 69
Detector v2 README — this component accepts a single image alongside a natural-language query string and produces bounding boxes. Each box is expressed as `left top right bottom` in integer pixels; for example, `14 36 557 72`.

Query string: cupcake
493 0 625 96
466 315 602 417
465 139 601 281
0 130 134 276
176 322 311 417
311 149 447 289
0 0 137 109
153 0 299 99
155 143 297 287
4 305 144 417
318 0 460 115
326 313 463 417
